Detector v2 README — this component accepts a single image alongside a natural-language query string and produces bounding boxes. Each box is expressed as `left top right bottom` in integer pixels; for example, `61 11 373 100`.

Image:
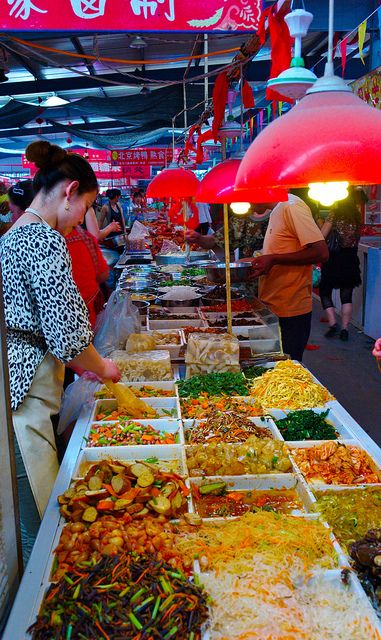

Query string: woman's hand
98 358 121 382
108 221 121 234
372 338 381 358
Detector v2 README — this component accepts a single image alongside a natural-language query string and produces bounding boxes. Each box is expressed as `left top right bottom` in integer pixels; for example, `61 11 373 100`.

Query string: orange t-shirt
259 195 324 318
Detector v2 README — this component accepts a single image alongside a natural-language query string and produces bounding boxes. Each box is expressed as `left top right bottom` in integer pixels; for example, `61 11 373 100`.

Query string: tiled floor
304 301 381 446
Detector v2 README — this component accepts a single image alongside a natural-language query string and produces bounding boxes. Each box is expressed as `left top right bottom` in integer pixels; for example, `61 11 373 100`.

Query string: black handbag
326 228 340 254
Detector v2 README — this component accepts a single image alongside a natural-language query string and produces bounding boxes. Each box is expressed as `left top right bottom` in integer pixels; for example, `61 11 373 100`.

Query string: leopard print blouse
0 222 93 410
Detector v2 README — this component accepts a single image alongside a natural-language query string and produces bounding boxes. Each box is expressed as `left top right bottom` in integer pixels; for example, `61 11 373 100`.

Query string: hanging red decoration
167 198 199 230
211 71 254 142
66 137 73 144
35 117 44 125
258 6 292 103
196 129 214 164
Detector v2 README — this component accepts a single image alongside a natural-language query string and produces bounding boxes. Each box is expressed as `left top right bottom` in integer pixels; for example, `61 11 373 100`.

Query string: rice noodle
201 570 381 640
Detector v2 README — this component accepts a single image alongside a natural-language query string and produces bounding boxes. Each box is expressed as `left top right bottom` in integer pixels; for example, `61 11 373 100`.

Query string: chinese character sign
0 0 261 30
111 148 179 165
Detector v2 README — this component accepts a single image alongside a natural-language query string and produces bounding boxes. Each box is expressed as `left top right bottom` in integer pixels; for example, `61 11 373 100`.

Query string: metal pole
183 82 188 130
204 34 209 108
325 0 335 75
221 139 232 334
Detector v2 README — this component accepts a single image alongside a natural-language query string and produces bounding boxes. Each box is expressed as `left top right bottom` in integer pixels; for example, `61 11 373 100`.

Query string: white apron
12 353 64 517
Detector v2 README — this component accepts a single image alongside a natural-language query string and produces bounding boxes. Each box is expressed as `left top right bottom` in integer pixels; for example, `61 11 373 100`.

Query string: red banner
94 165 150 179
0 0 261 31
111 148 181 166
22 151 150 180
21 148 110 168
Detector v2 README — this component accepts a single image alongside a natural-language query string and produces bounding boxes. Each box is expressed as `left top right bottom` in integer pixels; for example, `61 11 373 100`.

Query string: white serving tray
289 439 381 487
182 416 282 443
76 443 188 477
269 407 355 441
90 397 180 421
84 417 184 447
188 473 315 516
146 328 185 358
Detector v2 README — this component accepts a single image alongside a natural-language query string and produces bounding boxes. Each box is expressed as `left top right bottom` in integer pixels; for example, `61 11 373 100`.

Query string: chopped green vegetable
177 372 249 398
275 409 338 441
243 365 268 379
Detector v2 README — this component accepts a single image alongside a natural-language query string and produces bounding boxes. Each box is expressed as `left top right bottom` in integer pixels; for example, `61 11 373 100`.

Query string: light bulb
230 202 250 215
308 181 349 207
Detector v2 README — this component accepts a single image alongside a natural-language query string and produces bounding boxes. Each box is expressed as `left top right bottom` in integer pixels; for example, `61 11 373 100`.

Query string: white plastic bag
94 290 141 356
57 374 99 435
159 240 183 254
128 220 151 240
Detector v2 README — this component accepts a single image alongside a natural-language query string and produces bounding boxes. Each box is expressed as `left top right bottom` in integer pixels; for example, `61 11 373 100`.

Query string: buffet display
5 261 381 640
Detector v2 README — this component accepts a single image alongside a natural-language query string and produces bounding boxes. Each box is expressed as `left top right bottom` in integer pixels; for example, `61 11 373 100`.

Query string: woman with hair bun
0 140 120 532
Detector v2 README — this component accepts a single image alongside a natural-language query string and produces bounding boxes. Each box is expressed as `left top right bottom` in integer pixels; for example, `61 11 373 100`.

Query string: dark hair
8 179 35 210
26 141 98 195
106 188 121 199
333 191 362 226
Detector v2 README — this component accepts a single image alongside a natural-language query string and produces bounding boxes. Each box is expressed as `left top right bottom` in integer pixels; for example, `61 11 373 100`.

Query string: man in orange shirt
245 194 328 361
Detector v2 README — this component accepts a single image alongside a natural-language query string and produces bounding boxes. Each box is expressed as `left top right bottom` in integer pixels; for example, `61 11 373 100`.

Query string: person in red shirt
66 226 109 327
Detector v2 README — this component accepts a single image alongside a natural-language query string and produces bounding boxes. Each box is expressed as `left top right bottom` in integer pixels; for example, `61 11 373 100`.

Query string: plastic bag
312 265 321 288
128 220 151 240
128 220 150 251
94 290 140 356
57 374 99 435
159 240 183 254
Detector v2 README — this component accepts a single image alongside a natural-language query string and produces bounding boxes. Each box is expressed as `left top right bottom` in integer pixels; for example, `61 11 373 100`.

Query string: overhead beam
0 119 131 138
1 40 43 80
0 62 267 97
70 36 108 99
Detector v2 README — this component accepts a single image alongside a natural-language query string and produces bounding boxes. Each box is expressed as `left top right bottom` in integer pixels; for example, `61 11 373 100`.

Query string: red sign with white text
21 148 110 169
111 148 182 166
0 0 261 31
22 151 150 180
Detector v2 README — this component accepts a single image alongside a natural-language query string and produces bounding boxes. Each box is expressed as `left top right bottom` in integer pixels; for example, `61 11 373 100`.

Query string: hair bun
26 140 67 170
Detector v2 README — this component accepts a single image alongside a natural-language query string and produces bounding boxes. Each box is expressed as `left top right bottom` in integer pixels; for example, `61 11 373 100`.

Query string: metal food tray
84 417 184 447
187 473 316 517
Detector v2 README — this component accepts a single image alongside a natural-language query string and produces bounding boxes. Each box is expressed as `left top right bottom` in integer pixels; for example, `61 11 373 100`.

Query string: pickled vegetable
58 459 188 523
292 442 380 485
192 484 304 518
314 488 381 550
186 436 292 476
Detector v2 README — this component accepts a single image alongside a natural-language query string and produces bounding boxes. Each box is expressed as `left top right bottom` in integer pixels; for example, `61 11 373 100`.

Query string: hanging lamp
267 1 317 100
235 0 381 204
217 88 242 140
196 158 288 208
146 165 199 199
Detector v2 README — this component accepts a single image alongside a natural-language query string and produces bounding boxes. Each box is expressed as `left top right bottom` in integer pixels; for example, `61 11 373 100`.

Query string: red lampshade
235 79 381 190
146 167 199 198
196 159 288 204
